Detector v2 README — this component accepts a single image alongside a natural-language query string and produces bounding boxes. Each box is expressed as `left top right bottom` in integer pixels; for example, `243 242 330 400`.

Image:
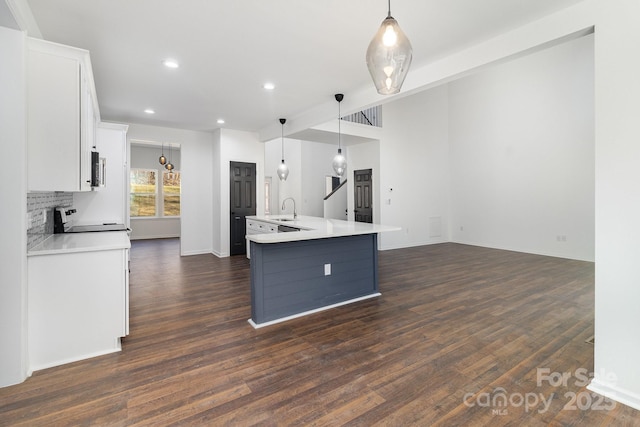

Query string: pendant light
332 94 347 177
165 143 174 171
159 142 167 165
366 0 413 95
276 118 289 181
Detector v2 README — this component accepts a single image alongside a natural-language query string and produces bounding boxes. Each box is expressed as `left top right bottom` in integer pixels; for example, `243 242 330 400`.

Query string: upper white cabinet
27 38 100 192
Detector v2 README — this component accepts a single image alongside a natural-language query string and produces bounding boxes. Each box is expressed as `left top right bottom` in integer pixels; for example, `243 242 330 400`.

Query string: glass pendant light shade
366 1 413 95
332 149 347 177
277 118 289 181
165 143 173 170
277 159 289 181
159 143 167 165
333 93 347 177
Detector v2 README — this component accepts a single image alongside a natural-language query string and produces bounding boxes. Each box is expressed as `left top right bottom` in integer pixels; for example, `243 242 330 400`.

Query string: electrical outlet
324 263 331 276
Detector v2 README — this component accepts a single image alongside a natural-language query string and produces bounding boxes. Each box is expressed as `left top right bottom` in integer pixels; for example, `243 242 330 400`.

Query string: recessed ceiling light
162 59 179 69
217 119 225 124
263 82 275 90
144 108 155 114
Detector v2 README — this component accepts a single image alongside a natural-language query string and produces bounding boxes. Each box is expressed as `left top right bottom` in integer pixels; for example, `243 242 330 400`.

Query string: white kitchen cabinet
73 123 129 225
246 219 278 258
27 234 129 371
27 38 99 192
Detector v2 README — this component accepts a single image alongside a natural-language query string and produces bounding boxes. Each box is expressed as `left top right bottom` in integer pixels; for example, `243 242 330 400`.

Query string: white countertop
27 231 131 256
246 215 401 244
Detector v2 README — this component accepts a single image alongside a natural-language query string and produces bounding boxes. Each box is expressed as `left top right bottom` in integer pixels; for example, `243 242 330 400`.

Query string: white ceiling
23 0 584 136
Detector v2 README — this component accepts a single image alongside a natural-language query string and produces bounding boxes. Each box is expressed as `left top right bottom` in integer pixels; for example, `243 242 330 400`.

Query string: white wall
265 137 304 217
0 26 28 387
277 139 302 216
588 0 640 411
301 140 337 217
379 85 451 250
126 123 213 256
449 34 594 261
324 183 348 220
215 128 264 257
211 129 221 255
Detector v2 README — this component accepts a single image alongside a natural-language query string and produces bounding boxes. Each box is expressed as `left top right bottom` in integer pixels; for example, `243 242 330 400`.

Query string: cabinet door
28 249 126 370
27 50 82 192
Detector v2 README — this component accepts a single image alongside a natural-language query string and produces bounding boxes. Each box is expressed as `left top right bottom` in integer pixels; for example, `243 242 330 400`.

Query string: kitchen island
246 215 400 328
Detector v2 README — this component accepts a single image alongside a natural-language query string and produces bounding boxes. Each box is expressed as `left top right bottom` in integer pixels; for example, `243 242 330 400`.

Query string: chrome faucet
282 197 297 219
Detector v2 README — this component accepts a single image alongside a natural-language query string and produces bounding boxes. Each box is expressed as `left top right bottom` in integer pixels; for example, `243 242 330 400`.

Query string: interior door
230 161 256 255
354 169 373 223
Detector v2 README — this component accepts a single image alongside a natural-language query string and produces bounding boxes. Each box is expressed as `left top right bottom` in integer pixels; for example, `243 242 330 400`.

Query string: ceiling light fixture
366 0 413 95
144 108 155 114
165 143 174 171
159 142 167 165
162 59 180 69
217 119 225 124
263 82 275 90
332 94 347 178
277 118 289 181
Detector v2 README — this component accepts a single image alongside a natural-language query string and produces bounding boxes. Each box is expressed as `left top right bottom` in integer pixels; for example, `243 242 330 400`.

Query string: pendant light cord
387 0 391 17
281 123 284 159
338 100 341 150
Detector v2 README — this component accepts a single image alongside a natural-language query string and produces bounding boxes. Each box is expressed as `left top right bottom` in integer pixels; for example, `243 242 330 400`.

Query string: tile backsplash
27 192 73 250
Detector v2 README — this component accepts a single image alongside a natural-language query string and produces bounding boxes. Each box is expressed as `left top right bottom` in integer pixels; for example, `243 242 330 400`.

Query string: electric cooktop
65 223 128 233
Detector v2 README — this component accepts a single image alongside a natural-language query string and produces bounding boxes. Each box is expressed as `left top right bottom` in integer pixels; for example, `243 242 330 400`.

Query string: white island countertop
28 231 131 256
246 215 401 244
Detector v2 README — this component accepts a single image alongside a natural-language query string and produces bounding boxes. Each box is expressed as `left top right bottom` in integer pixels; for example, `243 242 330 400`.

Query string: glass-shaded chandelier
277 118 289 181
365 0 413 95
332 94 347 177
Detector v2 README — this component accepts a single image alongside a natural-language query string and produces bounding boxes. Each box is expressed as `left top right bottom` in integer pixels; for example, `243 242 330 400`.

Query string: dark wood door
354 169 373 223
230 161 256 255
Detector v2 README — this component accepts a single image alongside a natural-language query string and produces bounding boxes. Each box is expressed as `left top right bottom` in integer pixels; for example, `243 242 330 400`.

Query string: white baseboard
30 342 122 373
588 378 640 411
181 248 213 256
379 239 448 251
129 233 179 241
248 292 381 329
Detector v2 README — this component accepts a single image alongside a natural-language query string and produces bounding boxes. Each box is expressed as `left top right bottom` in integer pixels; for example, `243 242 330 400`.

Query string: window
163 171 181 216
130 169 156 217
130 168 181 217
264 176 272 215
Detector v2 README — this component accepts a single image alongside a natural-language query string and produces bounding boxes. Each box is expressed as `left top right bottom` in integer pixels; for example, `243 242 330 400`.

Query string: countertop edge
246 215 401 244
27 231 131 256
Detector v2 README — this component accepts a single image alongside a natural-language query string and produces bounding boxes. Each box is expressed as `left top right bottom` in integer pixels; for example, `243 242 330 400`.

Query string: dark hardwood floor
2 239 639 426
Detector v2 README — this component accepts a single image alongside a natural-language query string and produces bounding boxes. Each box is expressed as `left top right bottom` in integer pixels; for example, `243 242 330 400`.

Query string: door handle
235 216 241 220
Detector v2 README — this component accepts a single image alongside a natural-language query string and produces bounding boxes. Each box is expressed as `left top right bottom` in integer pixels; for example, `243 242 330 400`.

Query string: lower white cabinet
246 219 278 258
28 248 129 371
